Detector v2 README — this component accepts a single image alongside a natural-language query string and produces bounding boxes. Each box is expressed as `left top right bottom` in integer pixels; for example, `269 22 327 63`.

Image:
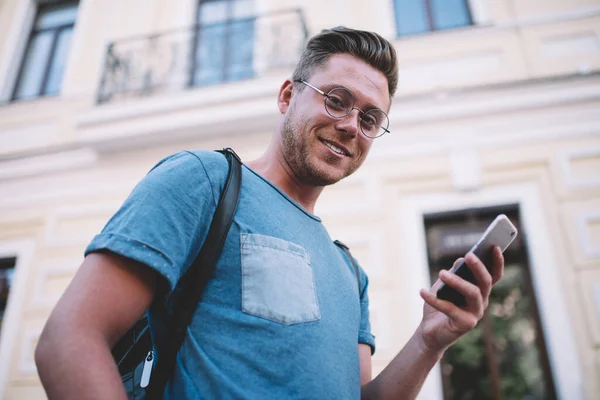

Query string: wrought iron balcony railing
97 9 308 104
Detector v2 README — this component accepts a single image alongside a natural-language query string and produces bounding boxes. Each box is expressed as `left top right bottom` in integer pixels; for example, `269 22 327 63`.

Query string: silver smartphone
436 214 518 306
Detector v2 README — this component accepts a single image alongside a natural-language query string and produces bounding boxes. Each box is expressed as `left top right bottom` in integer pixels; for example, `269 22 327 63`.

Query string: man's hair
292 26 398 99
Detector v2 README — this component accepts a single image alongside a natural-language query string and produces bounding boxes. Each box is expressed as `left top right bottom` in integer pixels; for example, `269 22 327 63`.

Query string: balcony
97 9 308 104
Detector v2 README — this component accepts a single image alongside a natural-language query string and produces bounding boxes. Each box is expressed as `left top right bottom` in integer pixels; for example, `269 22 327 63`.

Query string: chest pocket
240 233 321 325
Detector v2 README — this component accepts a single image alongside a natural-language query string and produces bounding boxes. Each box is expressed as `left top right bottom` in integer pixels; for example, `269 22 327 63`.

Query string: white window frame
0 0 37 102
0 239 36 397
0 0 84 103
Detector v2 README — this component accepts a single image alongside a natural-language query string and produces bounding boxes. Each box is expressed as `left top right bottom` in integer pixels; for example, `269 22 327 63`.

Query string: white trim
467 0 492 25
32 263 79 308
0 0 36 102
174 0 197 27
0 178 138 209
18 329 39 374
594 283 600 320
77 71 288 128
43 202 121 247
0 148 98 181
59 0 94 98
558 147 600 189
396 183 584 400
0 239 36 395
450 145 482 191
576 212 600 258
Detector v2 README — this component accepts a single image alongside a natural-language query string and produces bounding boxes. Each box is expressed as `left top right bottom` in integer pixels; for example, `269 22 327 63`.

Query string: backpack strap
146 148 242 399
333 240 361 294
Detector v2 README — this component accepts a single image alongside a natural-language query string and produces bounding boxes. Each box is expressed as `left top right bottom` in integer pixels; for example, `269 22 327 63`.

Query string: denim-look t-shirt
85 150 376 399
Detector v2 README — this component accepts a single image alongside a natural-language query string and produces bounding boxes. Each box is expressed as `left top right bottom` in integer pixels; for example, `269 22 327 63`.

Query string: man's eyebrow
321 83 383 111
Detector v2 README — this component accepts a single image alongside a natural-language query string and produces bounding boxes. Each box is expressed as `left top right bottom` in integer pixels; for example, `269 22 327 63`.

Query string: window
424 206 557 400
191 0 255 87
12 1 78 101
393 0 472 37
0 257 16 337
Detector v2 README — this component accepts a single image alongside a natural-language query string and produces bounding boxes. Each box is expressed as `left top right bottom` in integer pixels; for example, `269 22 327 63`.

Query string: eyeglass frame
294 79 390 138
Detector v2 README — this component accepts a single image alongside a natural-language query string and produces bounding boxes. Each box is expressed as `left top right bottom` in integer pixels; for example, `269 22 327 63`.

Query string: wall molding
17 329 38 375
43 202 121 247
576 211 600 258
0 148 98 181
558 147 600 189
32 262 79 308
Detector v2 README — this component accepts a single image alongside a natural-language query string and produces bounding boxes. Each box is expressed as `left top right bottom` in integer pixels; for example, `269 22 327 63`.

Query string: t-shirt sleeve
84 151 222 295
357 266 376 355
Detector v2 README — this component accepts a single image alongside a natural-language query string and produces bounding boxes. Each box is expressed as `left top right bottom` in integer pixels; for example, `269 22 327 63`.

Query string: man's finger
420 289 478 331
439 270 484 317
490 246 504 284
431 257 465 293
450 257 464 273
464 252 493 300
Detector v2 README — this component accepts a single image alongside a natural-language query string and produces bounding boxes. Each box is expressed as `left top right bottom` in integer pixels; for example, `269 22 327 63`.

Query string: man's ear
277 79 294 114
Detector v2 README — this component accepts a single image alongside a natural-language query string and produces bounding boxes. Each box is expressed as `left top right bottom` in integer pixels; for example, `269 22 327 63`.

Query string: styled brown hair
292 26 398 99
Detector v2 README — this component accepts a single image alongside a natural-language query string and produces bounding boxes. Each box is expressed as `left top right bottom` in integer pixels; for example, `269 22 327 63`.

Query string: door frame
395 182 583 400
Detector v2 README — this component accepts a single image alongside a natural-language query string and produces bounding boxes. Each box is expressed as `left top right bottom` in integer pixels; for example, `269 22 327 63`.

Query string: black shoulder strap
334 240 361 294
146 148 242 399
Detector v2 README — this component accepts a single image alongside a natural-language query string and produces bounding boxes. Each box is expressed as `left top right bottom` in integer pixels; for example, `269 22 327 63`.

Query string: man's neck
245 153 324 215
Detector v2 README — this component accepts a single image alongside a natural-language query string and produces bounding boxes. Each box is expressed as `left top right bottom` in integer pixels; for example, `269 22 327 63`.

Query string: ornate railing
97 9 308 104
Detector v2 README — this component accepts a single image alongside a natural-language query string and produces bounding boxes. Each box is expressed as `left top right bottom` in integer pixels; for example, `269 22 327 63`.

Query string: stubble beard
281 112 344 187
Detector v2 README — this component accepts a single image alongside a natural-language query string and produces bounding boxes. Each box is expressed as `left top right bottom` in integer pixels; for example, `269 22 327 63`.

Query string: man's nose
335 108 361 137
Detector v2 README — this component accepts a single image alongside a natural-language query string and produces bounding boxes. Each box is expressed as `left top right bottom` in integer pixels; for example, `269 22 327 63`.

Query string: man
35 27 503 399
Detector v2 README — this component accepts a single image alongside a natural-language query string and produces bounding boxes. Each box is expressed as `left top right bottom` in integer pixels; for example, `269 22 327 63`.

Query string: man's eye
328 96 345 108
362 116 377 126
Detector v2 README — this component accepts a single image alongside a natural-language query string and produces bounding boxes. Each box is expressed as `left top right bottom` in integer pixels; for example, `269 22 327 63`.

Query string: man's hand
418 247 504 353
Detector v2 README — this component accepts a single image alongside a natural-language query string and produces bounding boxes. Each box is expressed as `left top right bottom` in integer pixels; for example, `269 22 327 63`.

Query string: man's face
279 53 391 186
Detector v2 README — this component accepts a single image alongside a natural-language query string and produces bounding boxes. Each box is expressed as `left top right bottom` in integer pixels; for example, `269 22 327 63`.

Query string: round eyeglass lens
360 108 389 138
324 88 354 118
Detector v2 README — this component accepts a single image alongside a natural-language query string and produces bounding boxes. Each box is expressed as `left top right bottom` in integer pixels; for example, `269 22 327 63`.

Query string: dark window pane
0 260 16 336
394 0 429 36
13 31 54 99
229 19 255 81
36 2 78 30
45 28 74 95
194 23 227 86
430 0 471 30
490 265 550 399
193 0 254 86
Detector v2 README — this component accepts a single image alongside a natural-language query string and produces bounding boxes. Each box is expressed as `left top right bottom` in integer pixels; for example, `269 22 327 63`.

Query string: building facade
0 0 599 398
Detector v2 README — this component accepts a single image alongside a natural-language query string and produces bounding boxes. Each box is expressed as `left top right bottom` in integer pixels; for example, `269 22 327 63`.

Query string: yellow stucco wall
0 0 599 398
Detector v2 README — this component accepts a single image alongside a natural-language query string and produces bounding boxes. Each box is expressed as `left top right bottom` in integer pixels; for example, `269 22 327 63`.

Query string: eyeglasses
295 80 390 138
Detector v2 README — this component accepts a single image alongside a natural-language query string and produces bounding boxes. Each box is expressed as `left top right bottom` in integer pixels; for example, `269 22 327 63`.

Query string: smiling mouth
320 139 351 157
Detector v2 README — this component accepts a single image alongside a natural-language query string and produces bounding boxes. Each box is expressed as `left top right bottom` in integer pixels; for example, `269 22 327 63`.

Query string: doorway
424 205 556 400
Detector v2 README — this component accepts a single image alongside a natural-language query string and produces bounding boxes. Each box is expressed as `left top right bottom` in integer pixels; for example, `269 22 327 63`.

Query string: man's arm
361 248 504 399
35 252 159 400
359 344 372 385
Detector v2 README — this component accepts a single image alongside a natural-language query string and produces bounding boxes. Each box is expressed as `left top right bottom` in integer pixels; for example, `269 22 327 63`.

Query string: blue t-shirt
85 150 375 399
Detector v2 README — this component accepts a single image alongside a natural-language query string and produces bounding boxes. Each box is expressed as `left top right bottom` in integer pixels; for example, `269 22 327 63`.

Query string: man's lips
319 138 352 157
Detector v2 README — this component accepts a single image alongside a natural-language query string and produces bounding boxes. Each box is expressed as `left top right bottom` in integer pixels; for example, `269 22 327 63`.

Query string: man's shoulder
182 149 230 186
181 149 228 165
149 149 228 181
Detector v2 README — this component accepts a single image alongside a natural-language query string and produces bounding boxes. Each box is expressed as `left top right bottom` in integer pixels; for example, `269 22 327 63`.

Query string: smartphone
436 214 518 306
